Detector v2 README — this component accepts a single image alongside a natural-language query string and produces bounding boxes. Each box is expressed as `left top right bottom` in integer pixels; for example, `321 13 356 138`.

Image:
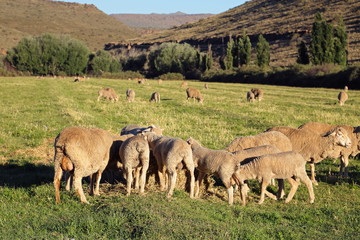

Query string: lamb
299 121 360 177
121 124 163 136
186 137 241 205
180 81 188 88
126 89 135 102
247 91 255 103
149 92 160 103
186 87 204 103
119 134 150 195
74 76 86 82
97 87 119 102
144 132 195 198
53 126 113 204
338 91 348 106
232 151 315 205
224 131 292 153
251 88 263 101
266 126 351 185
204 83 209 89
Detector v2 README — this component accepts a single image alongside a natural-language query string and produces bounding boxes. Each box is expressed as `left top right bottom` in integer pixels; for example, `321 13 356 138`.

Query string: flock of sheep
53 118 358 206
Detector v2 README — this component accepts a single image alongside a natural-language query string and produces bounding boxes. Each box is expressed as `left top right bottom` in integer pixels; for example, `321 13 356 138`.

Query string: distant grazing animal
186 87 204 103
149 92 160 103
97 87 118 102
344 86 348 92
158 79 163 84
126 89 135 102
138 79 145 84
74 76 86 82
53 127 113 204
251 88 263 101
204 83 209 89
247 91 255 102
338 91 348 106
180 81 188 88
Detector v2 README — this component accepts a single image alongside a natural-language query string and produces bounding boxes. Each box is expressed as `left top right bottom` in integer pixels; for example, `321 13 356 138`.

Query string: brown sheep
266 126 351 185
149 92 161 103
97 88 119 102
338 91 348 106
299 122 360 177
204 83 209 89
186 87 204 103
180 81 188 88
247 91 255 102
53 127 113 204
251 88 263 101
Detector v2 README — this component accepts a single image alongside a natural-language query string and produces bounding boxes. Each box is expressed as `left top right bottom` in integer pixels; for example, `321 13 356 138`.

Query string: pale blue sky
52 0 248 14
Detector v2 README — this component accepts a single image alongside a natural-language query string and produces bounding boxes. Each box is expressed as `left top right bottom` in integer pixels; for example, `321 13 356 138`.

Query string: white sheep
74 76 86 82
186 87 204 103
97 87 119 102
126 89 135 102
233 151 315 205
251 88 263 101
247 91 255 102
299 121 360 177
204 83 209 89
149 92 160 103
266 126 351 185
121 124 163 136
53 126 113 204
186 137 240 205
338 91 348 106
144 132 195 198
119 134 150 195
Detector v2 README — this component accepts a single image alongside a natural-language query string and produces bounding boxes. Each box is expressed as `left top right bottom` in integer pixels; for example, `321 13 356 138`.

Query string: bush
101 71 144 80
157 72 184 80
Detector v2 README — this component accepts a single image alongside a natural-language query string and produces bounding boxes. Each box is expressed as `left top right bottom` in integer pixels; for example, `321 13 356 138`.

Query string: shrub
101 71 144 80
255 34 270 67
157 72 184 80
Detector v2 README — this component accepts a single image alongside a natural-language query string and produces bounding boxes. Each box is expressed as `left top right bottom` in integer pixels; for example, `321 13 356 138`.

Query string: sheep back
186 87 203 103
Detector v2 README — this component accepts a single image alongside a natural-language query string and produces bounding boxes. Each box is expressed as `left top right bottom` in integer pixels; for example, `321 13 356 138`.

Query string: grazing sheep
204 83 209 89
186 87 204 103
158 79 163 84
186 137 240 205
224 131 292 153
97 87 119 102
251 88 263 101
144 132 195 198
149 92 161 103
247 91 255 103
266 126 351 185
126 89 135 102
299 122 360 177
119 134 150 195
180 81 188 88
74 76 86 82
338 91 348 106
233 151 315 205
53 127 113 204
121 124 163 136
344 86 348 92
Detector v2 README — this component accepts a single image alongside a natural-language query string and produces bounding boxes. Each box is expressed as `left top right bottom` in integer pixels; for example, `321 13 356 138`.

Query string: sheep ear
186 137 193 145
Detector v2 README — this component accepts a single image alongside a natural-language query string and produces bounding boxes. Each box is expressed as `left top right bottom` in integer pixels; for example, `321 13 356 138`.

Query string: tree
297 41 310 64
310 12 325 65
255 34 270 67
225 36 234 70
238 31 252 66
89 50 112 75
334 17 348 66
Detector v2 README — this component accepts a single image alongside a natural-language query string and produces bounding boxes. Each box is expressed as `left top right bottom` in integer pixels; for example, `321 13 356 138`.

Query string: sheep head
325 127 352 148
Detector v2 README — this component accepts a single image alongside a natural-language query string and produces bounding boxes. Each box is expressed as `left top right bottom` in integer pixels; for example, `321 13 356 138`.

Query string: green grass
1 76 360 239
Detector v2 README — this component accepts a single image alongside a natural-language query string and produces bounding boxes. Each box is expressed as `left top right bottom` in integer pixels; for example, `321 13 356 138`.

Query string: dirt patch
13 138 55 165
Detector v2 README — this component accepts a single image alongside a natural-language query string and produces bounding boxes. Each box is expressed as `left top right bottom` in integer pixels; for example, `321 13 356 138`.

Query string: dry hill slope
125 0 360 66
0 0 138 52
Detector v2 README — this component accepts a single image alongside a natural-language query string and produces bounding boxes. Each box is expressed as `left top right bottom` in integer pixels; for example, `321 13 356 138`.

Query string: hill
111 12 214 30
115 0 360 66
0 0 138 53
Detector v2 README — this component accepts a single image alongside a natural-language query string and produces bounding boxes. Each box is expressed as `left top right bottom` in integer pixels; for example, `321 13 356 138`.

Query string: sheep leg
54 167 63 204
298 172 315 203
126 167 133 196
166 169 177 198
93 169 103 196
309 163 318 186
183 155 195 199
226 186 234 206
195 171 205 198
65 173 72 191
89 173 95 196
134 167 140 190
276 179 285 199
339 155 350 178
157 164 166 191
140 160 149 194
258 179 270 204
264 189 277 200
73 174 89 204
285 177 299 203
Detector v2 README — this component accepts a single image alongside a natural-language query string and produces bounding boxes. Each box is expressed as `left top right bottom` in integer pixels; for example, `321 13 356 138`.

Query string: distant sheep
158 79 163 84
204 83 209 89
74 76 86 82
138 79 145 84
338 91 348 106
126 89 135 102
53 127 113 204
180 81 188 88
149 92 160 103
186 87 204 103
266 126 351 185
299 121 360 177
344 86 348 92
247 91 255 102
251 88 263 101
186 137 240 205
121 124 163 136
233 151 315 205
120 134 150 195
97 87 118 102
144 132 195 198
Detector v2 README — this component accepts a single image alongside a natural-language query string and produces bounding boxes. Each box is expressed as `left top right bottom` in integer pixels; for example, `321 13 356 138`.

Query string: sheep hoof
312 180 319 186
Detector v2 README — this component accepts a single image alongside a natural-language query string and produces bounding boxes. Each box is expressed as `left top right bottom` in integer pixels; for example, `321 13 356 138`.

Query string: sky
51 0 248 15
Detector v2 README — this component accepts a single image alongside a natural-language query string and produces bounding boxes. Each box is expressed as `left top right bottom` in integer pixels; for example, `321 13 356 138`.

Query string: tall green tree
334 17 348 66
255 34 270 67
238 31 252 66
297 41 310 64
225 36 234 70
311 12 325 65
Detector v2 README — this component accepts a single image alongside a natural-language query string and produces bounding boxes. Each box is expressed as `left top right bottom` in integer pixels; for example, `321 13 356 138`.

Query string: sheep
266 126 351 185
186 87 204 103
97 88 119 102
180 81 188 88
224 131 293 153
149 92 160 103
186 137 241 206
338 91 348 106
121 124 163 136
74 76 86 82
299 121 360 177
158 79 163 84
232 151 315 205
204 83 209 89
344 86 348 92
247 91 255 103
251 88 263 101
126 89 135 102
138 79 145 84
144 132 195 198
53 126 113 204
119 134 150 195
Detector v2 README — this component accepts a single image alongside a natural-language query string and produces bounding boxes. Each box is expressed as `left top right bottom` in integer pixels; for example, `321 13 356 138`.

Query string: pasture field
1 76 360 239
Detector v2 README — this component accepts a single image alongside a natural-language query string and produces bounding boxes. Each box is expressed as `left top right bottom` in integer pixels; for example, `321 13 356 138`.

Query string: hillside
111 12 214 30
119 0 360 66
0 0 138 53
